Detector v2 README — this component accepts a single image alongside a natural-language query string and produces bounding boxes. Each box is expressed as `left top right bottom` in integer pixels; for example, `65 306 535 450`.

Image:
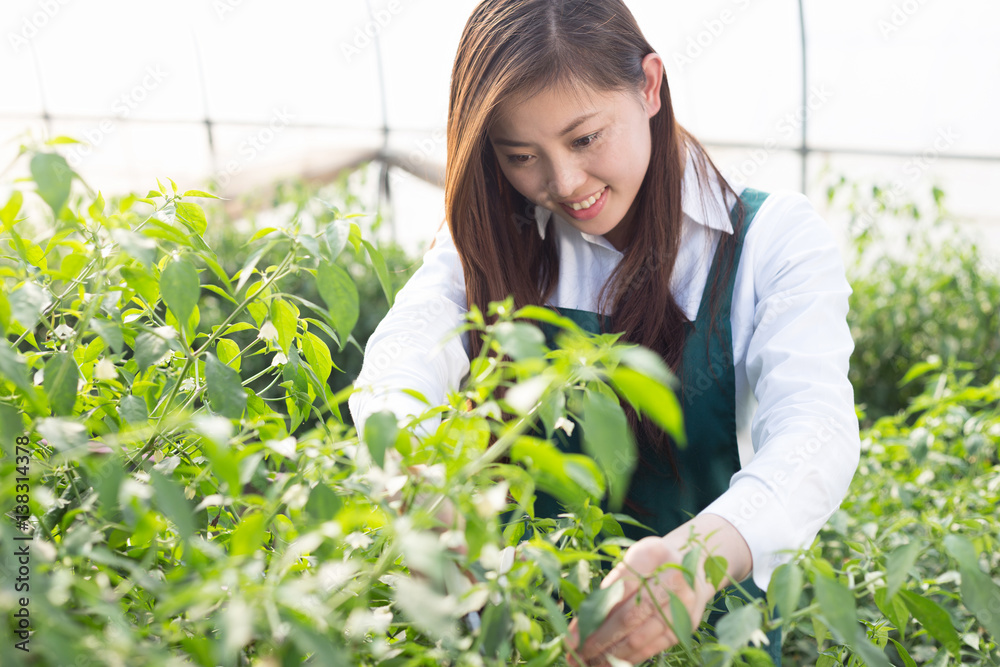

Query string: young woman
349 1 860 664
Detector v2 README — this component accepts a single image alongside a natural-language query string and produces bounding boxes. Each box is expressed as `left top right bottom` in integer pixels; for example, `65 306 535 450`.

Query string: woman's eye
507 154 532 166
575 132 601 149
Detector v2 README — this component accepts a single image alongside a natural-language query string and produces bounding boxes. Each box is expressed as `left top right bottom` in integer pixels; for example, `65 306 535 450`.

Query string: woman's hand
564 513 752 667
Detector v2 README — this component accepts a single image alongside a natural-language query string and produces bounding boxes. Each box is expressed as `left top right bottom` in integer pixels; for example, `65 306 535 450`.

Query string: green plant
826 176 1000 423
2 145 999 667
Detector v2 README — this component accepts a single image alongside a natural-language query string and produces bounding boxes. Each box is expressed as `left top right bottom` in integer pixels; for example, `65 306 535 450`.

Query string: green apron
530 188 783 664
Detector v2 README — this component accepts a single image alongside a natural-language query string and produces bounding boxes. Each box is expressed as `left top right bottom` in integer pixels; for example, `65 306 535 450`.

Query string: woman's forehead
491 82 624 135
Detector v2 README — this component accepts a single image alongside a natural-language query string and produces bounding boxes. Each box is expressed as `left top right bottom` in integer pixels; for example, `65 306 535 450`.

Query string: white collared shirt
348 159 861 591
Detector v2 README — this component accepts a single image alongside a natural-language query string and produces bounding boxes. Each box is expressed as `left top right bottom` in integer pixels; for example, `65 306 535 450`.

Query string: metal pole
798 0 809 194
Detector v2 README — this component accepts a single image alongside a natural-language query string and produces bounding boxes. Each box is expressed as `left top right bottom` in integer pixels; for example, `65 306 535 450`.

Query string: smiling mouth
562 186 608 211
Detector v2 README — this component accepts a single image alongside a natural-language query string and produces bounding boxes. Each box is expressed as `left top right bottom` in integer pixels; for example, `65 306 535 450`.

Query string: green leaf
89 319 124 355
110 228 157 267
118 395 148 424
579 390 636 511
874 587 910 639
174 201 207 236
182 189 223 199
1 190 24 228
716 603 762 650
943 535 1000 642
121 266 160 305
849 632 892 667
35 417 88 453
512 437 604 506
56 252 89 282
885 541 922 600
160 259 200 336
233 240 277 296
576 579 624 646
899 590 961 657
814 574 857 645
615 345 677 389
301 330 334 382
270 298 298 355
230 511 266 557
608 366 685 445
88 191 106 221
479 601 512 659
320 219 351 261
216 338 241 372
889 638 918 667
206 353 247 421
304 483 342 521
30 152 73 216
362 239 394 308
492 321 547 360
768 561 804 620
0 290 9 337
9 281 51 330
44 352 79 416
0 340 36 396
0 403 20 450
149 469 195 542
133 329 172 373
363 411 399 468
248 227 280 243
899 359 943 387
316 260 359 348
513 305 584 335
668 590 693 649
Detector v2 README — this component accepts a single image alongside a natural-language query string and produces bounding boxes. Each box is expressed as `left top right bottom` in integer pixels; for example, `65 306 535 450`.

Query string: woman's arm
698 190 862 591
348 221 471 436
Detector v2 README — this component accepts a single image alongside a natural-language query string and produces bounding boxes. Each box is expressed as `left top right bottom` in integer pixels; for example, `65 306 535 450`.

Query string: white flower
554 417 575 436
258 320 279 342
266 436 297 459
345 532 372 550
474 481 510 517
270 352 288 367
749 628 771 648
53 324 75 340
94 358 118 381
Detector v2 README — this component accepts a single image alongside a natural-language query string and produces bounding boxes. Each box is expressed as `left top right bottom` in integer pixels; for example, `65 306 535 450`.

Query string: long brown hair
446 0 746 463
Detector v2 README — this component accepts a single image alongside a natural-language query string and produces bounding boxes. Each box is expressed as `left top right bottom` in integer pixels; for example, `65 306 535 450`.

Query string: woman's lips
559 186 608 221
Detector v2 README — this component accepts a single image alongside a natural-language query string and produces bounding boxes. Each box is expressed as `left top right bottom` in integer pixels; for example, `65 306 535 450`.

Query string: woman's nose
547 160 587 201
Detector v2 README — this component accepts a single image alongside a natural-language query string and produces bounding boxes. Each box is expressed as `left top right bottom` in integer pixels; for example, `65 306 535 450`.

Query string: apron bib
529 188 783 663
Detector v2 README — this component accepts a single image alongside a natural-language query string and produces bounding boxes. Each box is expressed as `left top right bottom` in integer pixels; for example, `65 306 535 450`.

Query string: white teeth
569 187 605 211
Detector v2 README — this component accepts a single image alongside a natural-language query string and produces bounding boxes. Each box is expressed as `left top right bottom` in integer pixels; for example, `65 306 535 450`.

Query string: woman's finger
578 565 692 661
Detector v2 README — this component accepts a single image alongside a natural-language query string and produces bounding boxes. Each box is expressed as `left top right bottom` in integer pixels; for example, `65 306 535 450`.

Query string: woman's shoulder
738 188 846 283
743 188 837 246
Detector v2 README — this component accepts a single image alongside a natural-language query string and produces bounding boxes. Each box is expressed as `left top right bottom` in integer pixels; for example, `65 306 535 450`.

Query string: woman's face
487 53 664 252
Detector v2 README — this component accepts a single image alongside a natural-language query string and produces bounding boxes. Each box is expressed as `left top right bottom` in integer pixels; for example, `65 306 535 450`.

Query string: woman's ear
640 53 664 118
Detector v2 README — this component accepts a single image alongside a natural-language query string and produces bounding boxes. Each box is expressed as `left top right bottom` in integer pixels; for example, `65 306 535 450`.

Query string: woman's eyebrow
493 111 601 147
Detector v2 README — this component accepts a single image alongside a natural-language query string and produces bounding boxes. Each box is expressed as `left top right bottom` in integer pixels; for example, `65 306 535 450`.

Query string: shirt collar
533 147 738 249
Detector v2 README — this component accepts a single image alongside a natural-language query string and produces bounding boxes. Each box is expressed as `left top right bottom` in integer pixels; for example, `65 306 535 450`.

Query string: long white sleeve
699 191 861 591
348 223 471 437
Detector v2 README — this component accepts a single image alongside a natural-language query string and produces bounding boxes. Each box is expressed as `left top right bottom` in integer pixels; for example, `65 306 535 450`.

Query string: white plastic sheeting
1 0 997 255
